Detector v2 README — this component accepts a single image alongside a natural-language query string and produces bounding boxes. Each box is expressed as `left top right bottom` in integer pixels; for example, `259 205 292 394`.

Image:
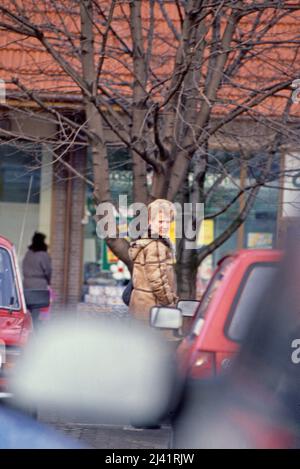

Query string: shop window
204 151 241 265
244 152 280 249
0 144 41 203
197 150 280 296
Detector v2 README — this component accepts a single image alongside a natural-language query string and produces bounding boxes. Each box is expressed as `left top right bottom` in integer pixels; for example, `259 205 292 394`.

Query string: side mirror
150 306 182 330
177 300 200 317
24 290 50 310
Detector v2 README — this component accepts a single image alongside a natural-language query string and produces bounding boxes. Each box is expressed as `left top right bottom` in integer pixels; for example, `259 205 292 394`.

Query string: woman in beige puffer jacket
128 199 178 323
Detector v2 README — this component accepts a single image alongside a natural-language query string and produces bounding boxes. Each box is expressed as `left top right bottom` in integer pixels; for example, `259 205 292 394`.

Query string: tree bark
176 260 198 299
130 0 149 205
80 0 130 267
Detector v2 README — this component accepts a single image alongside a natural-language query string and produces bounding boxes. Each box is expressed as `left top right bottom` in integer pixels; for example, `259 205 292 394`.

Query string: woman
128 199 178 323
23 232 52 290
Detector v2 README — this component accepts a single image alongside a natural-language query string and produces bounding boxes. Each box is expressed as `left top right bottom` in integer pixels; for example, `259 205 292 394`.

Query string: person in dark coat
22 232 52 290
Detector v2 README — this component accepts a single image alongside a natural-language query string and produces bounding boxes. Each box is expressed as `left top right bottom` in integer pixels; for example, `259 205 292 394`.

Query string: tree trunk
80 0 131 269
130 0 149 205
150 164 170 200
80 0 111 206
176 260 198 299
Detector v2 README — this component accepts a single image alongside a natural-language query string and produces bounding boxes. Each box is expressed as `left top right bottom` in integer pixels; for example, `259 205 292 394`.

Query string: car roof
217 249 282 266
0 236 14 250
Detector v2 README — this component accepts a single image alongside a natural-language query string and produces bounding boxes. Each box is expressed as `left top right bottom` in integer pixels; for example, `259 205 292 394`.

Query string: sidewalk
76 302 130 319
48 422 171 449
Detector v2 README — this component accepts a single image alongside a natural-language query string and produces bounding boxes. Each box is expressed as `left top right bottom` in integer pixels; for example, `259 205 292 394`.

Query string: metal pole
18 175 33 259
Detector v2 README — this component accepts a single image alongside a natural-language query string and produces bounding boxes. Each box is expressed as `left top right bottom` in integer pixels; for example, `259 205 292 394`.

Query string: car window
195 257 233 321
226 264 278 342
0 248 20 309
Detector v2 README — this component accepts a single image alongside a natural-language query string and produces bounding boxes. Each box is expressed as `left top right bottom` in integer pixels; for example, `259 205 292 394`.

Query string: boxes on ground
85 285 125 307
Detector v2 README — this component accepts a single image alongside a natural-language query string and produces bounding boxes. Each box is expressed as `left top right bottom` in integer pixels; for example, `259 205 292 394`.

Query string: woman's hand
170 295 179 307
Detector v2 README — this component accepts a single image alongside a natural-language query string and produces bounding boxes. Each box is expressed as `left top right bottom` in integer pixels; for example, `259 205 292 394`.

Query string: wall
50 149 86 305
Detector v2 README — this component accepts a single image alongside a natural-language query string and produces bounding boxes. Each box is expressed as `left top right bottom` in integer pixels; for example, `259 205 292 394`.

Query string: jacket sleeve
40 253 52 285
143 241 177 305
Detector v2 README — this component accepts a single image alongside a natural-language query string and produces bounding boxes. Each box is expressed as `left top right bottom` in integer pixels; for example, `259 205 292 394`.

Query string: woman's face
149 209 172 237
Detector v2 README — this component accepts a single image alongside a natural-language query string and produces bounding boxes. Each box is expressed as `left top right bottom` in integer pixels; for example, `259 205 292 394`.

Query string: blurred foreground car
151 249 282 378
0 235 32 396
0 235 49 399
170 241 300 448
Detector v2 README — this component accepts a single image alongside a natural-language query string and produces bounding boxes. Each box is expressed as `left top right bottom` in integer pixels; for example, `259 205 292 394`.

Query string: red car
151 249 282 379
0 235 47 394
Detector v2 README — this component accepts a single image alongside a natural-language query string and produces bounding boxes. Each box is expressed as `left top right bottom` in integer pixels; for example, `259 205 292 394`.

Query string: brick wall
50 164 67 305
50 148 86 305
67 149 86 304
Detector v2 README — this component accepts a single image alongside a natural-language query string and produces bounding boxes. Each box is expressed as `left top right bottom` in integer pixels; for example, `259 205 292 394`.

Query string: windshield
0 247 20 309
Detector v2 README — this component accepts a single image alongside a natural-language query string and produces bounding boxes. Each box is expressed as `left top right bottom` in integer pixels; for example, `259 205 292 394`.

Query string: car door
0 246 25 345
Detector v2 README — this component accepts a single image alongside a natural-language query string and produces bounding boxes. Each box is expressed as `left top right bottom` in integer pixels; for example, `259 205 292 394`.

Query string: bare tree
1 0 300 297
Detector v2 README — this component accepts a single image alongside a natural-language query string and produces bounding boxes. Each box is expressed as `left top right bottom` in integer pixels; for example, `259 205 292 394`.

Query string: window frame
0 246 21 312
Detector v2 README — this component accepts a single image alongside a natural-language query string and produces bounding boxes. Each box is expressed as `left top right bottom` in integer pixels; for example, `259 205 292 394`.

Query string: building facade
1 111 297 306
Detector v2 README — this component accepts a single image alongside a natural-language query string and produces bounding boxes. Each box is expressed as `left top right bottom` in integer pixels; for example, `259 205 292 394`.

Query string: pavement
37 406 171 449
45 421 171 449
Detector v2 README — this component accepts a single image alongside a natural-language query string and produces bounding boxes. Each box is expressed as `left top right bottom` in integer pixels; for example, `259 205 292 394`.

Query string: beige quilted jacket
128 237 178 322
